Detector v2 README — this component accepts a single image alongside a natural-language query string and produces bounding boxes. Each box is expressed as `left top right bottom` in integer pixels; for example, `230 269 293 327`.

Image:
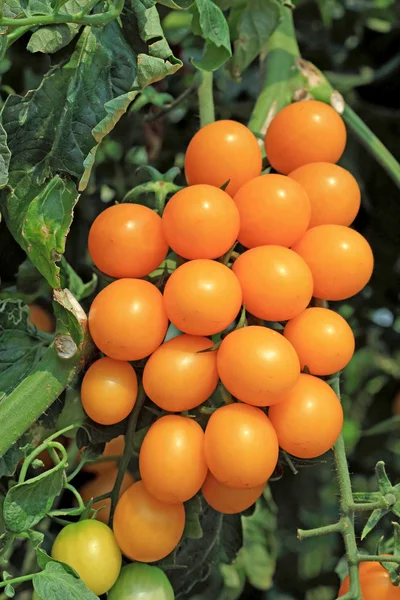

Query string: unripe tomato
163 259 242 336
339 561 400 599
28 304 54 333
233 174 311 248
113 481 185 562
284 308 355 376
51 520 121 595
84 435 125 475
184 120 262 196
268 373 343 459
88 203 168 279
232 246 313 321
217 326 300 406
143 334 218 412
265 100 346 174
108 563 175 600
81 357 138 425
204 403 279 489
79 468 134 524
202 472 265 514
162 185 240 260
292 225 374 301
89 279 168 360
139 416 207 503
289 162 361 228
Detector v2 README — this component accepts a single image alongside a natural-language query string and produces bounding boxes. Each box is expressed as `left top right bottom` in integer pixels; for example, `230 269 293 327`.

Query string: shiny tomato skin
204 403 279 489
162 184 240 260
163 259 242 336
113 481 185 562
289 162 361 228
217 326 300 406
88 203 168 279
265 100 346 174
28 304 55 333
268 373 343 459
84 435 125 475
202 472 265 514
51 519 121 595
108 563 175 600
143 334 218 412
185 120 262 197
232 246 313 321
139 415 207 503
292 225 374 301
339 561 400 599
79 468 134 524
89 278 168 360
233 174 311 248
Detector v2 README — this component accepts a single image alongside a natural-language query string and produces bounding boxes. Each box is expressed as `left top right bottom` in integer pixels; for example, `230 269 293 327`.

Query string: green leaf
184 495 203 539
0 437 34 478
27 0 87 53
191 0 232 71
33 562 99 600
76 419 127 449
4 583 15 598
361 507 389 540
59 259 97 302
157 0 194 7
0 120 10 189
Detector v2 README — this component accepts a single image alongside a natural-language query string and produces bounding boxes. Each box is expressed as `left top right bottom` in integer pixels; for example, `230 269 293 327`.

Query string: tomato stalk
198 72 215 128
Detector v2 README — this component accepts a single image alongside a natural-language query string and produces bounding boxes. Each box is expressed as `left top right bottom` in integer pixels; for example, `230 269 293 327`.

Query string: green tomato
108 563 175 600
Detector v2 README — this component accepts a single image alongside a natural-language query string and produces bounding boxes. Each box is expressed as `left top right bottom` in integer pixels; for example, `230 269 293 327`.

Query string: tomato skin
79 468 134 524
162 184 240 260
339 561 400 599
84 435 125 475
140 415 207 503
88 203 168 279
143 334 218 412
202 472 265 514
232 246 313 321
233 174 311 248
292 225 374 301
51 520 121 595
204 403 279 489
184 120 262 197
265 100 346 174
284 308 355 376
217 326 300 406
28 304 54 333
163 259 242 336
268 373 343 459
89 278 168 360
108 563 175 600
81 358 137 425
289 162 361 228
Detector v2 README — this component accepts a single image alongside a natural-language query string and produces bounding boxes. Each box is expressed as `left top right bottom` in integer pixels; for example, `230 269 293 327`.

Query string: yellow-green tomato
108 563 175 600
51 519 121 595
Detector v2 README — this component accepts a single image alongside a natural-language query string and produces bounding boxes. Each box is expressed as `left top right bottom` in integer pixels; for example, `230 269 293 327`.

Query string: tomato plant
79 468 134 524
108 563 175 600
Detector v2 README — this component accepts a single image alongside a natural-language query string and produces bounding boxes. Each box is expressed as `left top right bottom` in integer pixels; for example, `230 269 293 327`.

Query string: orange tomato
113 481 185 562
143 334 218 412
233 174 311 248
184 120 262 196
265 100 346 174
163 259 242 336
162 185 240 259
202 472 265 514
88 203 168 279
204 403 279 489
79 468 134 524
89 279 168 360
84 435 125 475
139 416 207 503
339 561 400 599
28 304 55 333
81 357 138 425
217 326 300 406
284 307 355 376
268 373 343 459
292 225 374 301
232 246 313 321
289 162 361 228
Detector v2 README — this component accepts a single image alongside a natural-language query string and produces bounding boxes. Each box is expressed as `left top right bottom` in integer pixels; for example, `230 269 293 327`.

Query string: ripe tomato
84 435 125 475
51 519 121 595
79 468 134 524
89 278 168 360
143 334 218 412
81 357 137 425
204 403 279 489
289 162 361 228
217 326 300 406
88 203 168 279
284 307 355 376
139 416 207 503
232 246 313 321
233 174 311 248
108 563 175 600
113 481 185 562
268 373 343 459
162 184 240 260
339 561 400 599
202 472 265 514
28 304 54 333
292 225 374 301
265 100 346 174
184 120 262 196
163 259 242 336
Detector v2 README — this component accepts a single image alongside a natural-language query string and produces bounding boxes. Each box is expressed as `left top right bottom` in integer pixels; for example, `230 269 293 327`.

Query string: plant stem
358 554 400 564
198 71 215 128
298 522 342 540
350 499 392 511
0 574 34 589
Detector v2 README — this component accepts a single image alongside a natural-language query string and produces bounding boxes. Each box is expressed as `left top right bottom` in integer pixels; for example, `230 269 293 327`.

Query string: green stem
64 483 85 511
92 492 112 504
0 573 34 589
350 499 392 511
198 71 215 128
358 554 400 564
298 522 341 540
19 441 68 483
